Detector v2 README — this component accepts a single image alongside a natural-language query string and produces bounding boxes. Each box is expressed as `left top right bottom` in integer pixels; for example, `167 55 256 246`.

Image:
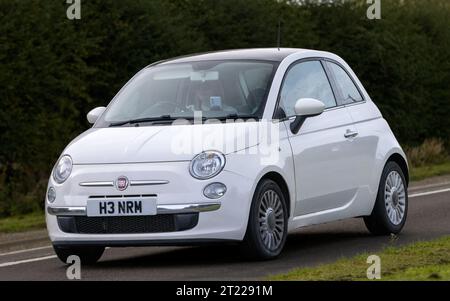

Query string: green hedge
0 0 449 216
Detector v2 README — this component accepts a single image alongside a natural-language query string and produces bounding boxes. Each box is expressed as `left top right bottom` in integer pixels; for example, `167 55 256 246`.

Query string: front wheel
364 161 408 235
241 179 288 260
53 245 105 265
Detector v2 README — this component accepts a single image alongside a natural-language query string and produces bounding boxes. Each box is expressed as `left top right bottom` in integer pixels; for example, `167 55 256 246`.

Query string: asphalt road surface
0 182 449 280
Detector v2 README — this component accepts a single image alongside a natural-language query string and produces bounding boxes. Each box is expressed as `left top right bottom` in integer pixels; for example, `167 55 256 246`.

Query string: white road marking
0 255 57 268
0 247 110 268
409 188 450 198
409 181 450 192
0 246 52 257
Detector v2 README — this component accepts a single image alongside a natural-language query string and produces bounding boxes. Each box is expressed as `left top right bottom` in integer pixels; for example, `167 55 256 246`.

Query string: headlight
189 151 225 180
53 155 73 184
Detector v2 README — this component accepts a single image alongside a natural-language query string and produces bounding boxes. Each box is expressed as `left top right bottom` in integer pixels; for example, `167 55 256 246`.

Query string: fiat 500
47 48 409 263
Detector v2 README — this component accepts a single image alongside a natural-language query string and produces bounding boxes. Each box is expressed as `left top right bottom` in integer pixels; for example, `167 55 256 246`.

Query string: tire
364 161 408 235
241 179 288 260
53 245 105 265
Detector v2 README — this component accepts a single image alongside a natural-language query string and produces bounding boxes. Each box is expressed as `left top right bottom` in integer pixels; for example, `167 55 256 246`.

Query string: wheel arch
386 153 409 186
258 171 292 218
366 148 409 216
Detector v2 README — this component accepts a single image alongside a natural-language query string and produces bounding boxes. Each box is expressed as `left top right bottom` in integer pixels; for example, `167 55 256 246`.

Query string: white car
46 48 409 263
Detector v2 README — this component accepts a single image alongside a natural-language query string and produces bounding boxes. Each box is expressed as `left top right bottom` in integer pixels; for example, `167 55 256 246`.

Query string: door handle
344 129 359 139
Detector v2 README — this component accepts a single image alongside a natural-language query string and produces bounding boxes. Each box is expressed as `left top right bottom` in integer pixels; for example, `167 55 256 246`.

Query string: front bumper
46 161 255 244
47 202 221 216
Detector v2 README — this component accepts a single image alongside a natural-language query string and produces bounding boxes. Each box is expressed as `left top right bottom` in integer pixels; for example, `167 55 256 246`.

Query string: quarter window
279 61 336 117
327 62 363 104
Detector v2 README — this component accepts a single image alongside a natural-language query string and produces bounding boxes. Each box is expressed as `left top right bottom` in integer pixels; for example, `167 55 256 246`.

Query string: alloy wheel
384 171 406 225
258 190 285 251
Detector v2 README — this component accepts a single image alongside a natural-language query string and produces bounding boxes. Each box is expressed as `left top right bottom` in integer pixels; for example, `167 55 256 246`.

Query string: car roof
154 48 308 65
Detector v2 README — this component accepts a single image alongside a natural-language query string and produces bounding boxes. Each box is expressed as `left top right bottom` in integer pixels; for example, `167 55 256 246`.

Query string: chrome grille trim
79 181 114 187
130 180 169 186
88 194 157 199
79 180 169 187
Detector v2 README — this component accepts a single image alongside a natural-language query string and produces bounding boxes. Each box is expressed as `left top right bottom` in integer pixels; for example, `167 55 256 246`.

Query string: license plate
86 198 157 217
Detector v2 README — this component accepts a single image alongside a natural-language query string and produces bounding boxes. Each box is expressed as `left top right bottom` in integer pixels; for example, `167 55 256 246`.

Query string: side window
327 62 363 104
279 61 336 117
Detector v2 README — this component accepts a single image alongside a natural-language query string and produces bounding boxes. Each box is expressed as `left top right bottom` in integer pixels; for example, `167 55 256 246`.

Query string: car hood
64 122 264 164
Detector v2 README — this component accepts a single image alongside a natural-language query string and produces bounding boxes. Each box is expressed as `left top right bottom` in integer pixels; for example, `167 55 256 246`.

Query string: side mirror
290 98 325 134
87 107 106 124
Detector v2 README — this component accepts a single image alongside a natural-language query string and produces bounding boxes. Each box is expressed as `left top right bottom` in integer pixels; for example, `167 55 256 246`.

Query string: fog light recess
203 183 227 199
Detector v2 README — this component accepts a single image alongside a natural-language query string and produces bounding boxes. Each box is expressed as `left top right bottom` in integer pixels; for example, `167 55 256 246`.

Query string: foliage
270 236 450 281
0 0 449 216
0 211 45 233
410 161 450 181
405 138 448 167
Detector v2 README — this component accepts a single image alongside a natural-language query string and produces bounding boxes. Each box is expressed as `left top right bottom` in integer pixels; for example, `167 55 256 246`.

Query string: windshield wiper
109 114 258 127
212 113 260 121
109 115 201 127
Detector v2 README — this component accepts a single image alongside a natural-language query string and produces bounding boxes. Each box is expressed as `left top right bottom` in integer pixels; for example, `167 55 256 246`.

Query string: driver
191 81 236 114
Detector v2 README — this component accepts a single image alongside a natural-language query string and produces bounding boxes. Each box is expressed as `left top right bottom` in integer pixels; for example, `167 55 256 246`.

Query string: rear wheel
53 245 104 265
241 179 288 260
364 161 408 235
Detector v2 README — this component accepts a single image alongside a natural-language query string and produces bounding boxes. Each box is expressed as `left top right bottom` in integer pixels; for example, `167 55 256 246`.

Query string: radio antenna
277 20 281 50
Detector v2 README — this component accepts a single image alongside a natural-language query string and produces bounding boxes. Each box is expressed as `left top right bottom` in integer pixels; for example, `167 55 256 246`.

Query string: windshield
95 60 277 127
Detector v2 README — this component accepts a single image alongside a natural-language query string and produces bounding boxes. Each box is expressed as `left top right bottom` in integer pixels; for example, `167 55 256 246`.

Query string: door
324 60 378 207
277 60 360 216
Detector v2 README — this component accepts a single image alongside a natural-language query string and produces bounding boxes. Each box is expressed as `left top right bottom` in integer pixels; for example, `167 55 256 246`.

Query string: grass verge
269 236 450 281
410 161 450 181
0 211 45 233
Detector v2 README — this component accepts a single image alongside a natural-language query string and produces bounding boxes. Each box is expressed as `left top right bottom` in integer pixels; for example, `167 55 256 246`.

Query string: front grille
75 215 175 234
57 213 198 234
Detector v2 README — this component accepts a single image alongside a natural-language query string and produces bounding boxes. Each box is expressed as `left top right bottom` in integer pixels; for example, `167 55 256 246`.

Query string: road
0 181 449 280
